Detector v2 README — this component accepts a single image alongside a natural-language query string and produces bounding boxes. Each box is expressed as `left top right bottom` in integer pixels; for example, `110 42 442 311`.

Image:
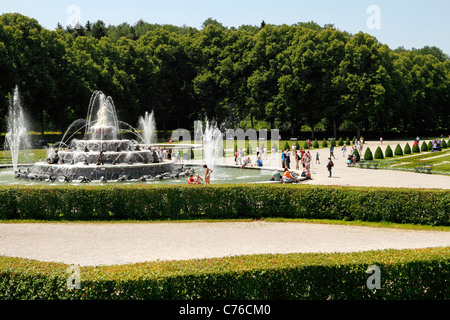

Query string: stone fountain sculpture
31 91 178 182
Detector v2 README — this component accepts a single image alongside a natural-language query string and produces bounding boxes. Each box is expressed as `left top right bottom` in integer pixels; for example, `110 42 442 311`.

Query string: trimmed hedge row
1 247 448 300
0 184 449 226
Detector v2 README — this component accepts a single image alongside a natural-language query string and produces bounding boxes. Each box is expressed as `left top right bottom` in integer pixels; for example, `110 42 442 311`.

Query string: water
138 111 157 147
195 119 223 170
4 86 29 172
0 165 272 185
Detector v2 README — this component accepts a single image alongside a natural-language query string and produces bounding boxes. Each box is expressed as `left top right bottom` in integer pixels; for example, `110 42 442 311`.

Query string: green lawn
359 149 450 174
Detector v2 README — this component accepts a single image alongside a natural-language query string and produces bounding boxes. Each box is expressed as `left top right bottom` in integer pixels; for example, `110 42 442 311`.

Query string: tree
364 147 373 160
404 143 411 154
385 145 393 157
394 144 403 156
92 20 107 39
374 146 384 159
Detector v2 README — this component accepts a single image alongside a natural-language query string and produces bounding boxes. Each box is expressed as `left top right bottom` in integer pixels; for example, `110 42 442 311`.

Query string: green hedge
0 247 448 300
0 185 448 226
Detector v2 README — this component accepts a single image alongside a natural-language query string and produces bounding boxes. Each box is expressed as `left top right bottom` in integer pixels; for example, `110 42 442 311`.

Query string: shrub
404 143 411 154
313 139 319 148
394 144 403 156
421 141 428 152
1 184 448 225
442 139 448 148
412 143 420 153
352 136 357 144
345 137 351 146
384 145 393 157
0 247 449 300
302 141 308 149
364 147 373 160
283 141 290 151
322 138 328 148
374 146 384 159
352 149 360 162
247 144 253 155
427 141 432 150
338 137 344 146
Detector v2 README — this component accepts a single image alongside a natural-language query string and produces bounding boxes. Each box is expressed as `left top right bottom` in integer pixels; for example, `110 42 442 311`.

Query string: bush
345 137 351 146
295 141 301 150
330 138 336 147
374 146 384 159
0 184 448 225
338 137 344 146
352 149 360 162
0 247 449 300
442 139 448 149
421 141 428 152
404 143 411 154
247 144 253 155
427 141 432 150
394 144 403 156
322 138 328 148
352 136 357 144
283 141 290 151
364 147 373 160
385 145 393 157
302 141 308 149
313 139 319 148
412 143 420 153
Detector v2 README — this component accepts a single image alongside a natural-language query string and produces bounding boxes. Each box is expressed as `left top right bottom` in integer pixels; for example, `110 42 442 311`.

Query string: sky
2 0 450 54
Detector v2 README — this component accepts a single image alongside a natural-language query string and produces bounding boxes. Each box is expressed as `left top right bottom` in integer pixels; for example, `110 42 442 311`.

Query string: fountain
138 111 157 148
4 86 29 173
196 119 223 170
30 91 179 182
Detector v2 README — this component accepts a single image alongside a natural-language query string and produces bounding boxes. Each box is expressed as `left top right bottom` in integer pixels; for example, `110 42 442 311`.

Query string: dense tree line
0 13 448 138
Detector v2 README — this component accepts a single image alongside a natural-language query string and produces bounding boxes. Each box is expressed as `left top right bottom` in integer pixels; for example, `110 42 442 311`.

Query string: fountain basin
32 160 175 181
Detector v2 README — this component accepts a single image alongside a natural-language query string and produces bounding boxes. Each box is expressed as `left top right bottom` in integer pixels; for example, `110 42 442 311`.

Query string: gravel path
0 221 448 266
1 140 448 267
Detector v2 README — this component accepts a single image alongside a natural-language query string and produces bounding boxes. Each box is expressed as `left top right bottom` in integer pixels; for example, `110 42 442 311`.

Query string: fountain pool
0 165 273 185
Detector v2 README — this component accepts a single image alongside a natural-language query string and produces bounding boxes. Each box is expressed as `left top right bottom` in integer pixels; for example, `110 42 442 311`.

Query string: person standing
341 145 347 157
263 145 267 160
326 157 334 178
285 149 291 169
281 149 286 169
316 151 320 164
330 145 335 159
203 165 213 185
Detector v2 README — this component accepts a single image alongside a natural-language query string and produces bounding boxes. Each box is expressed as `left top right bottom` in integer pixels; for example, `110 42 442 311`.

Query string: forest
0 13 448 139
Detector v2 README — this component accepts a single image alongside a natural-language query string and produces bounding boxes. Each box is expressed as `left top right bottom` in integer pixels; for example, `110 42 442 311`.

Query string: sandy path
0 221 448 266
212 139 450 189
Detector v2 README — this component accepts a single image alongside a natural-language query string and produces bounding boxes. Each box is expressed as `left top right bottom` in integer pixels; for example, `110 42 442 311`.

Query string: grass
358 149 450 174
2 217 449 232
